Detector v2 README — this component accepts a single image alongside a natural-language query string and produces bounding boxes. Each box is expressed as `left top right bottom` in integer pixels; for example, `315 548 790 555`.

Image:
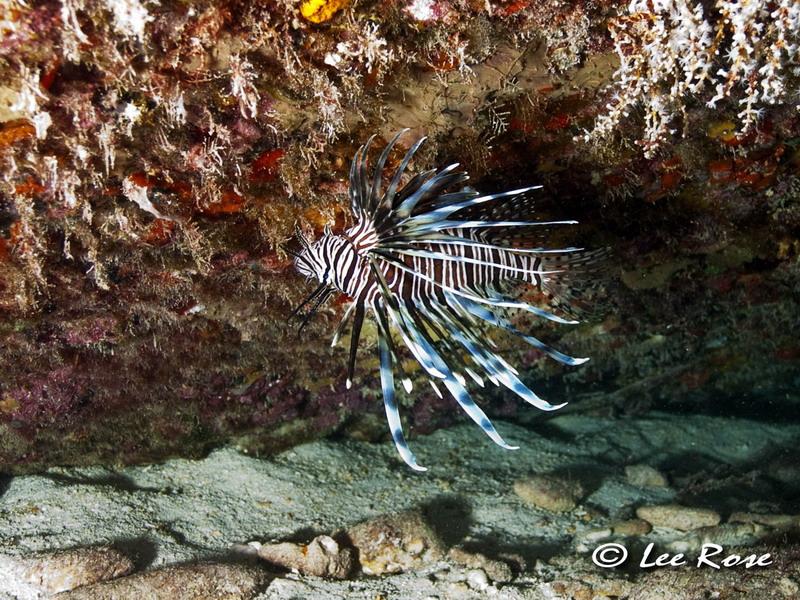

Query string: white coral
123 176 171 220
97 122 116 176
103 0 154 44
10 66 53 141
60 0 89 62
404 0 437 22
323 22 394 75
587 0 800 156
119 101 142 138
44 156 81 209
163 87 187 127
229 54 260 119
313 73 344 141
10 65 47 117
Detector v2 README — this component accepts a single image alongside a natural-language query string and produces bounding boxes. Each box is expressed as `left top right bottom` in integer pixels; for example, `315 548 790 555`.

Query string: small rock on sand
575 519 653 553
447 547 514 583
343 510 445 575
465 568 489 591
666 522 768 554
778 577 800 598
636 504 721 531
0 546 134 598
610 518 652 537
625 465 668 488
251 534 355 579
54 563 270 600
728 512 800 529
514 475 584 512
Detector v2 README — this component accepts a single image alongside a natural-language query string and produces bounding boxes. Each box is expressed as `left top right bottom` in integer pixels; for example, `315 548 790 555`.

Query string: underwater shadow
41 471 164 494
523 420 581 445
662 438 800 517
459 535 566 571
113 530 275 571
110 527 284 574
419 494 571 571
280 526 325 544
109 536 160 571
552 461 617 501
420 494 472 548
0 473 10 499
151 522 236 556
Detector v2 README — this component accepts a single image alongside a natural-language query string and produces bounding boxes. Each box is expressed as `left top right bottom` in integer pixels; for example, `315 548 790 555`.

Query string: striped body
292 131 598 471
309 228 545 303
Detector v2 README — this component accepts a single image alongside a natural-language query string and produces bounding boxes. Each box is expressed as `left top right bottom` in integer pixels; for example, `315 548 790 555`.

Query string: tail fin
539 248 612 321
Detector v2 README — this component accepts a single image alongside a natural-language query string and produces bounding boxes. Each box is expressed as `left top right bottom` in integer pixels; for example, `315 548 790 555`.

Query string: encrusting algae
0 0 798 472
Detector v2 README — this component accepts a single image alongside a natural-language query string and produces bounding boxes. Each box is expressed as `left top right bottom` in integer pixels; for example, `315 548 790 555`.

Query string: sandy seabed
1 412 799 599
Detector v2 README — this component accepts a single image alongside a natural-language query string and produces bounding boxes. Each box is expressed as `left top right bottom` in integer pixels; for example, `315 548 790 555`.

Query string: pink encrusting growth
1 0 799 476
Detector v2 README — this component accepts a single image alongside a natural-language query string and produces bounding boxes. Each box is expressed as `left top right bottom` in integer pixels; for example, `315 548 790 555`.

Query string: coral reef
0 0 798 472
586 0 800 155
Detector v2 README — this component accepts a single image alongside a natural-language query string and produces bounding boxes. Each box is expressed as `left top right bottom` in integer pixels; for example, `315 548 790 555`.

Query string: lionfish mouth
289 282 334 332
289 129 605 471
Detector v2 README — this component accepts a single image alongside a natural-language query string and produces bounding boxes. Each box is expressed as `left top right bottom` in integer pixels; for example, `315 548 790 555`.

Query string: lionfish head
292 224 329 284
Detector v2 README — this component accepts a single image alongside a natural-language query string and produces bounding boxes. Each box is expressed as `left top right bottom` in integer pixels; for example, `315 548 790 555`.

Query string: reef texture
0 0 799 472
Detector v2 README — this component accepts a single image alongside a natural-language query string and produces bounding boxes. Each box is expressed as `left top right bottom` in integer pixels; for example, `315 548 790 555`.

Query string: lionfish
290 131 600 471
